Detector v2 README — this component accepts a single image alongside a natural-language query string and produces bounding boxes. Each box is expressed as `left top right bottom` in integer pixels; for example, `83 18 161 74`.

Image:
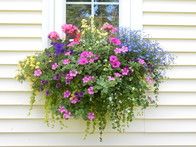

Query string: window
42 0 142 47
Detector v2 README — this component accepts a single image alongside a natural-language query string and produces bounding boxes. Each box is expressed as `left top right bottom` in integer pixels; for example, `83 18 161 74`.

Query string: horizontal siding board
143 26 196 39
0 12 41 24
143 0 196 13
1 133 196 146
0 38 42 51
0 119 144 133
0 25 42 37
156 39 196 52
1 119 196 133
0 0 42 11
157 92 196 106
143 13 196 26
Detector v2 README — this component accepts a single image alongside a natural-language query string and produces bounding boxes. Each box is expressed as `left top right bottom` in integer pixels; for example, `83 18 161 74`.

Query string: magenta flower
114 46 128 54
34 68 42 77
78 57 88 65
121 67 129 76
146 76 153 84
87 112 95 121
70 96 80 104
109 55 118 62
114 48 122 54
69 70 78 77
51 63 58 70
109 37 121 46
61 24 78 36
67 41 79 47
63 59 70 65
82 75 94 83
108 76 115 81
64 90 71 98
87 86 94 95
121 46 128 53
64 51 71 56
48 31 60 41
80 51 94 58
58 106 66 114
63 110 71 119
111 61 121 68
138 58 146 65
101 23 117 33
114 72 122 78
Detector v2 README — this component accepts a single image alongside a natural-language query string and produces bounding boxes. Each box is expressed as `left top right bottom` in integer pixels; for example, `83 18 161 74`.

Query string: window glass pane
66 4 91 25
94 5 119 27
66 0 91 2
94 0 118 2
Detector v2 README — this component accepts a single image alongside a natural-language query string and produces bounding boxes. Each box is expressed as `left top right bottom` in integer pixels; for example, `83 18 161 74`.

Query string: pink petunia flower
51 63 58 70
34 68 42 77
138 58 146 65
63 59 70 65
70 96 80 104
87 86 94 95
78 57 88 65
111 61 121 68
108 76 115 81
58 106 66 114
82 75 95 84
69 70 78 77
121 46 128 53
121 67 130 76
109 37 121 46
109 55 118 62
64 51 71 56
63 90 71 98
63 110 71 119
87 112 95 121
146 76 154 84
48 31 60 41
67 41 79 47
114 72 122 78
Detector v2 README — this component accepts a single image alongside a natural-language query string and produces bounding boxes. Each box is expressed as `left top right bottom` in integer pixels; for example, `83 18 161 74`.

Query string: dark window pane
94 5 119 27
67 0 91 2
94 0 118 2
66 4 91 25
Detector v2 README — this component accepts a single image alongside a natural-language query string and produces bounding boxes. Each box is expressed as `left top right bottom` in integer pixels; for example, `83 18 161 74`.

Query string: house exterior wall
0 0 196 146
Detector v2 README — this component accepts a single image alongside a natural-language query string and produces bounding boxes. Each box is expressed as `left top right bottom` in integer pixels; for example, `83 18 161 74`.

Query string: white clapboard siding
141 0 196 146
1 0 196 146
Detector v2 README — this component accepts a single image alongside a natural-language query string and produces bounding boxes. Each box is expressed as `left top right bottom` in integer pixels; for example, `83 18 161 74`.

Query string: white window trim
42 0 143 48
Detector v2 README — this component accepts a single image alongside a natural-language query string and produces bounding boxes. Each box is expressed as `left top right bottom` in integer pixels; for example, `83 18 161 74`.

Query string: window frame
42 0 143 48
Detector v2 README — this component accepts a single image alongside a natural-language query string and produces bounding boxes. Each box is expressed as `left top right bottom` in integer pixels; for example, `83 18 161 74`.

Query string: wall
1 0 196 146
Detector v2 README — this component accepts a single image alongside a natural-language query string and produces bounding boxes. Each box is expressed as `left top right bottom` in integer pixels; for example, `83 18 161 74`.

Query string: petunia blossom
87 112 95 121
34 68 42 77
63 90 71 98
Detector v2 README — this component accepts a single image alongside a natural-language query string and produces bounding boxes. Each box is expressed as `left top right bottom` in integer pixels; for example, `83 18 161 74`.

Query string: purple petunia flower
87 112 95 121
53 42 65 55
87 86 94 95
64 90 71 98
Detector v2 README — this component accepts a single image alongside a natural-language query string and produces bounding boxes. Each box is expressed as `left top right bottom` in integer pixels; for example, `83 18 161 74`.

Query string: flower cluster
16 18 173 141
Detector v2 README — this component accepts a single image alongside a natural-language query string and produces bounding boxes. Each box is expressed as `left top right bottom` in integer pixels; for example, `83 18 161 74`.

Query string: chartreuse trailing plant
16 18 173 141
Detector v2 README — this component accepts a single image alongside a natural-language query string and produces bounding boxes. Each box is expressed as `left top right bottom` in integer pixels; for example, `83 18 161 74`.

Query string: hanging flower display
16 18 173 141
